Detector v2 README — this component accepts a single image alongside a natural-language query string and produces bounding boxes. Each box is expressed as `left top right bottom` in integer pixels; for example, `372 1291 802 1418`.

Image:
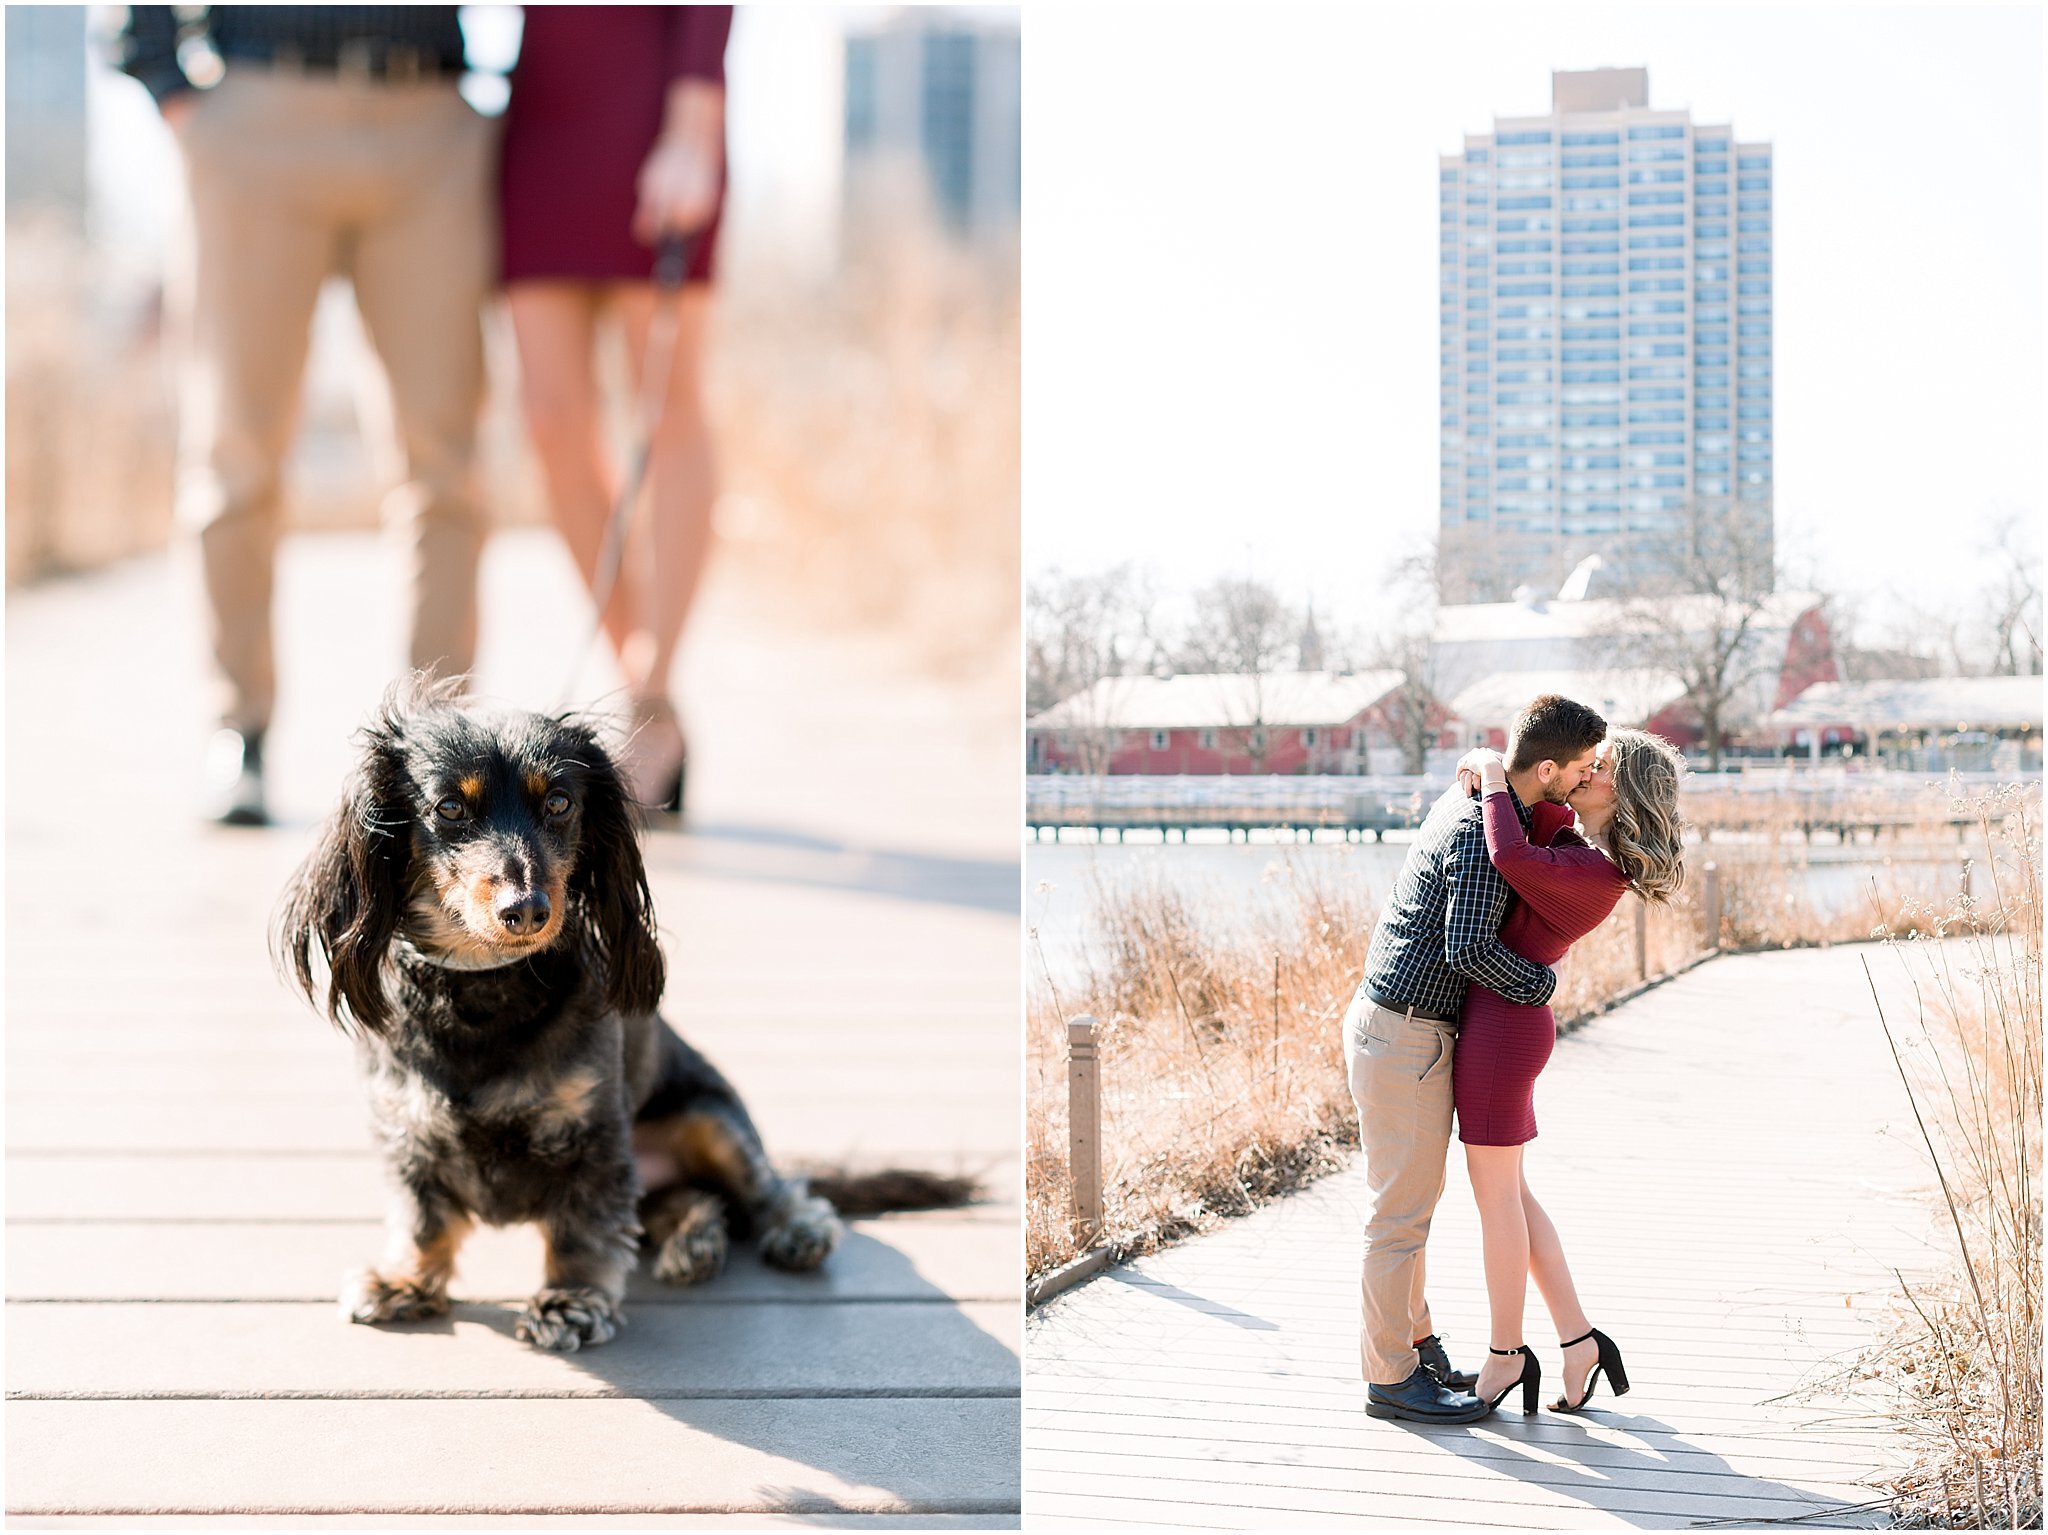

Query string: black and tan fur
275 679 891 1351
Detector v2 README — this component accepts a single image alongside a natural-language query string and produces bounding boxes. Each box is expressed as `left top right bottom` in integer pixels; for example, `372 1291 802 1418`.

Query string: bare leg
611 285 716 706
609 284 715 802
506 282 635 664
1465 1143 1532 1401
1522 1171 1597 1401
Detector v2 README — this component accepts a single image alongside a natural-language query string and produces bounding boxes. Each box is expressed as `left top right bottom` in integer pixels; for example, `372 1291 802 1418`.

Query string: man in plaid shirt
1346 693 1606 1423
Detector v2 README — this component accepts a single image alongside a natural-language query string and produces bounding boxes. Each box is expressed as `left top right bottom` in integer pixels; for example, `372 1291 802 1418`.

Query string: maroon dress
500 6 732 284
1454 794 1631 1146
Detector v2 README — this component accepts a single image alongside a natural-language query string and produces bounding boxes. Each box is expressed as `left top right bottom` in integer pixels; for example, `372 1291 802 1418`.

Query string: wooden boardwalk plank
6 1399 1019 1517
8 1301 1019 1398
1025 943 1935 1529
6 535 1021 1524
6 1216 1019 1303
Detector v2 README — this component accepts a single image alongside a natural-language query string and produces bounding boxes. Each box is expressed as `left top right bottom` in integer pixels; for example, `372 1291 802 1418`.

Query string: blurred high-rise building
843 9 1020 240
6 6 89 226
1438 68 1774 601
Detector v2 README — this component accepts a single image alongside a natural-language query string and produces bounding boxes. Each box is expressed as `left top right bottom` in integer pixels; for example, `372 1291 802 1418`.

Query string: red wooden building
1028 670 1447 776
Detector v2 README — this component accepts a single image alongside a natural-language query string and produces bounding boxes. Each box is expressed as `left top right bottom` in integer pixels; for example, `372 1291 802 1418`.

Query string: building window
1200 729 1218 750
1149 730 1169 751
1304 729 1320 748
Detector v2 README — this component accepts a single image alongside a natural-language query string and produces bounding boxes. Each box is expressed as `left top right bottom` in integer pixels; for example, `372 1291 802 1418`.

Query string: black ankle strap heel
1552 1327 1630 1412
1485 1344 1542 1414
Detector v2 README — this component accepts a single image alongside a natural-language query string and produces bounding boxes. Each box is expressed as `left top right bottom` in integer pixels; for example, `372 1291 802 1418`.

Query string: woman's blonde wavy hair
1606 728 1688 903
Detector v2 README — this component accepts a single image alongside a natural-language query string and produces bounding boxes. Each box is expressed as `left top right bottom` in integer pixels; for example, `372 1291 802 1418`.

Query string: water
1025 829 1993 993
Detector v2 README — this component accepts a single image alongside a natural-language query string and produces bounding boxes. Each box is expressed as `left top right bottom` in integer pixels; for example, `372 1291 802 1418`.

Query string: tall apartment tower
844 11 1021 240
1438 68 1774 601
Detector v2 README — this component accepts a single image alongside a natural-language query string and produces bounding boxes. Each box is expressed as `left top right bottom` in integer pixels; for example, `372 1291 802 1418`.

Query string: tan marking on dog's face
457 774 484 801
526 770 551 798
405 829 569 958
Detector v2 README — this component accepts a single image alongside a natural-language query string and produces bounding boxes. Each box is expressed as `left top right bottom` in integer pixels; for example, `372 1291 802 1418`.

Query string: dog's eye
435 797 468 823
544 790 572 817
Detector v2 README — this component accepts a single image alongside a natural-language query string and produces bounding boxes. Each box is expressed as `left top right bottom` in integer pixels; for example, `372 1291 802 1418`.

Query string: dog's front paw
758 1195 842 1272
343 1267 450 1325
652 1201 729 1287
514 1285 622 1351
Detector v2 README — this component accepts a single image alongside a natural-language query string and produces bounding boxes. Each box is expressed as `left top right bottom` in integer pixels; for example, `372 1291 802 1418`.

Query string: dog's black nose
498 890 551 935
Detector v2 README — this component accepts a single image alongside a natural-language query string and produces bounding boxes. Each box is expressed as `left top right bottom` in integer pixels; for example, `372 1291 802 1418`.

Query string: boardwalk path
1027 944 1945 1529
6 532 1021 1526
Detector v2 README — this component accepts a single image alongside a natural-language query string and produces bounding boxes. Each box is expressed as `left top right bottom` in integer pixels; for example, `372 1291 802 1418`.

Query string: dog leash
560 229 698 706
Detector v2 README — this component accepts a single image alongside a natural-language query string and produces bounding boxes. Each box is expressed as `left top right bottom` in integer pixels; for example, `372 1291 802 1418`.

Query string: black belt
223 42 465 82
1363 987 1456 1027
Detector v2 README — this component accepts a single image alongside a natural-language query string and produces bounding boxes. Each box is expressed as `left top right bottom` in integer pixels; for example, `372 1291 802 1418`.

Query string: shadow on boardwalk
1026 943 1938 1530
5 534 1021 1525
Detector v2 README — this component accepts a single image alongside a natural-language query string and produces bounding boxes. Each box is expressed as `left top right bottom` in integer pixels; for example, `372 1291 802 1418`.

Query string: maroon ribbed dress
499 6 732 285
1454 793 1631 1146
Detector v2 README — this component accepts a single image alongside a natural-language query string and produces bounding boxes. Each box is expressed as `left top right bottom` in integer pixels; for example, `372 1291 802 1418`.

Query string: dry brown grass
1026 783 2032 1282
1028 840 1714 1279
704 212 1018 680
1850 784 2041 1529
5 216 178 583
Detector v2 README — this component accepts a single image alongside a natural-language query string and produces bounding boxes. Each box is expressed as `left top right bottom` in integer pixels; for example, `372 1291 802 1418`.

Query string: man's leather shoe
202 727 268 827
1366 1364 1490 1424
1417 1333 1478 1391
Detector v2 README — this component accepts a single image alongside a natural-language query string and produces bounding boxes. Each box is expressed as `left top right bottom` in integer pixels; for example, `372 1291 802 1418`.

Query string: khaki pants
1342 989 1457 1385
171 67 494 733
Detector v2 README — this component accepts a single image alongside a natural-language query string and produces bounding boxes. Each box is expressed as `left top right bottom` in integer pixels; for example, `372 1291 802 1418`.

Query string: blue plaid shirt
1359 782 1556 1018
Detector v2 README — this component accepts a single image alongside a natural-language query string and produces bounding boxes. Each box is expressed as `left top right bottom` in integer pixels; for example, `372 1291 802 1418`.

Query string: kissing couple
1342 693 1687 1424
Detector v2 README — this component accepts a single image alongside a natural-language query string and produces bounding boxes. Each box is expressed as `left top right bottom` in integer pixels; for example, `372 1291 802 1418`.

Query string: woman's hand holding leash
634 79 723 245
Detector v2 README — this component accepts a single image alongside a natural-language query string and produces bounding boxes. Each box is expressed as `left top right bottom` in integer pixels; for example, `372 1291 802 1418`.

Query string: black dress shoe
202 727 268 827
1366 1364 1490 1424
1417 1333 1477 1391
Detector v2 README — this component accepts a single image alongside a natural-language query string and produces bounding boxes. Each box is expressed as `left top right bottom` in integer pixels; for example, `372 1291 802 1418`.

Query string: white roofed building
1430 584 1836 754
1028 670 1445 776
1767 676 2043 772
1445 668 1691 749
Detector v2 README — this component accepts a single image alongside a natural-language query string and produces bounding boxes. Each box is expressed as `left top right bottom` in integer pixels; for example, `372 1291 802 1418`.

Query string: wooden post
1633 896 1648 982
1067 1017 1103 1248
1702 862 1722 954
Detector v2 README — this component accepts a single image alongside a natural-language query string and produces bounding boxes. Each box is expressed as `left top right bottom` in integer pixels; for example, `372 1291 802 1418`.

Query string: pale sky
1025 4 2045 637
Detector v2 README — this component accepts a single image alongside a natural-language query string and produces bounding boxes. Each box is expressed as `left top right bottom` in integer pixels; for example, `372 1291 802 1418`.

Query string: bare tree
1025 564 1158 773
1822 587 1944 684
1605 505 1804 769
1176 575 1297 674
1368 541 1444 774
1172 575 1300 775
1982 509 2043 677
1871 511 2043 679
1437 523 1526 605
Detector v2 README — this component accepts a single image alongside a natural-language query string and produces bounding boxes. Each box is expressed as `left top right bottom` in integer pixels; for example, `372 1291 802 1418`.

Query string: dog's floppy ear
272 714 414 1036
564 724 666 1017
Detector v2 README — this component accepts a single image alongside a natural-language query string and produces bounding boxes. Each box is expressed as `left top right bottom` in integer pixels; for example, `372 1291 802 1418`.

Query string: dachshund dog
275 679 924 1351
